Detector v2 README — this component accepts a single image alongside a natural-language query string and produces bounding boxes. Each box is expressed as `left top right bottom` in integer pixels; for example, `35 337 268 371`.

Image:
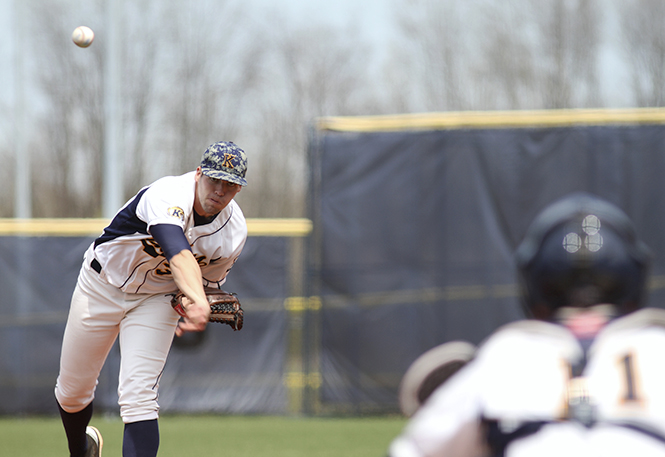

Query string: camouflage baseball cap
200 141 248 186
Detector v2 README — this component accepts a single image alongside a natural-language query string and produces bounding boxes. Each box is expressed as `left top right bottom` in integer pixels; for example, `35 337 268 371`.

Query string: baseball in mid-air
72 26 94 48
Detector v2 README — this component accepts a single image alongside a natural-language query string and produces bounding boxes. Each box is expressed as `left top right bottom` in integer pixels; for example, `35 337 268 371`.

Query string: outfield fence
0 218 313 416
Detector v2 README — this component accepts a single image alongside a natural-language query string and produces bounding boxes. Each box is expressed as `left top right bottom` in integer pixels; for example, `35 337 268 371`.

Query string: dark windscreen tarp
308 119 665 413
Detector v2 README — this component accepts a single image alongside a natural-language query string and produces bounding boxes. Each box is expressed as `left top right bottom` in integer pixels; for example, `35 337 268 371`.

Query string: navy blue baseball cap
200 141 248 186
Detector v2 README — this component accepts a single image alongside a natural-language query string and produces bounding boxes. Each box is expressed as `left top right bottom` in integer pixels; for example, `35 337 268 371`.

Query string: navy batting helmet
515 193 651 320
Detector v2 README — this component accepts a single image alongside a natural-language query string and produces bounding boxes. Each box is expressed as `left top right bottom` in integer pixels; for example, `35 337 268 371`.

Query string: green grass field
0 414 407 456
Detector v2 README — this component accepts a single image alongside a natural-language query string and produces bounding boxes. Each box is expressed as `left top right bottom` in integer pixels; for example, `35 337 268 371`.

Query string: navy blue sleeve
149 223 192 261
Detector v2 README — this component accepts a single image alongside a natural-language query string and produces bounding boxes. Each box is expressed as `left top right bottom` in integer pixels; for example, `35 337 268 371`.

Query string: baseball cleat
85 426 103 457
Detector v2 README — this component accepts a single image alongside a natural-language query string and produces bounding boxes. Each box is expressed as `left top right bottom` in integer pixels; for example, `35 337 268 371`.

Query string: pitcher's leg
57 401 93 457
55 268 123 457
123 419 160 457
55 279 121 412
117 294 179 424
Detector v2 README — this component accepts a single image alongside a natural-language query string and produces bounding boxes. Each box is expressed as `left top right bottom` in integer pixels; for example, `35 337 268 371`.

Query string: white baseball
72 26 94 48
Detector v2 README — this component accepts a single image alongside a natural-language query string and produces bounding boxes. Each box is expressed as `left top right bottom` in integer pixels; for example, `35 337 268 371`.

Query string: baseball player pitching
388 193 665 457
54 142 248 457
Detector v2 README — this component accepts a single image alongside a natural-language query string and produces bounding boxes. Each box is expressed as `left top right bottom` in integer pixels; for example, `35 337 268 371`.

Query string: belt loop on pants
91 258 102 274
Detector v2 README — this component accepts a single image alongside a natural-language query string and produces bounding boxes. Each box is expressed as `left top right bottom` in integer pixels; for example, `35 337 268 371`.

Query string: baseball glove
171 287 244 331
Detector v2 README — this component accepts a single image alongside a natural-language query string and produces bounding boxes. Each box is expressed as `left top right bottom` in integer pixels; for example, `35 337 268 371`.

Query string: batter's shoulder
476 319 582 363
593 307 665 348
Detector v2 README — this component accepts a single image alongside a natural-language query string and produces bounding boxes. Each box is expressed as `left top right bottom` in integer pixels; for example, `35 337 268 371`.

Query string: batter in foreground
54 141 249 457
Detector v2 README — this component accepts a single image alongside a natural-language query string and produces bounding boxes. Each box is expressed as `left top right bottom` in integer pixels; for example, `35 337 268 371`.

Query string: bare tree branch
620 0 665 107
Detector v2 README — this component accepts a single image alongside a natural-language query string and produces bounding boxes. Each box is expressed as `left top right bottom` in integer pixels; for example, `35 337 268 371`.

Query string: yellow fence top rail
317 107 665 132
0 218 313 237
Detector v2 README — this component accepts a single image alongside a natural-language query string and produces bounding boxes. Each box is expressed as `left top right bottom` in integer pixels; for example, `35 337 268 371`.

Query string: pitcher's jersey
389 308 665 457
84 171 247 294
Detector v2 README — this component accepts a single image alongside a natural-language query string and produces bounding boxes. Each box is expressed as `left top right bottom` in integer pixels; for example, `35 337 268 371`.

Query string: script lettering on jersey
141 238 171 276
194 253 207 268
155 252 208 276
141 238 163 258
155 263 172 276
140 238 210 275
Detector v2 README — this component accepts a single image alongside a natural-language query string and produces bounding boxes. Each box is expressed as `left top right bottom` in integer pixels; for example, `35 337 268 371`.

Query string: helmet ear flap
515 193 651 320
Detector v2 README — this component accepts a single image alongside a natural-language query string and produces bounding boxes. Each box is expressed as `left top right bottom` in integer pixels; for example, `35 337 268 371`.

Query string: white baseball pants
55 260 180 423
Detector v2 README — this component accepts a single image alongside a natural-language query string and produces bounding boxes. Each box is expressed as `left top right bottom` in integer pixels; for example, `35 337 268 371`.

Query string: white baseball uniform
389 308 665 457
55 171 247 423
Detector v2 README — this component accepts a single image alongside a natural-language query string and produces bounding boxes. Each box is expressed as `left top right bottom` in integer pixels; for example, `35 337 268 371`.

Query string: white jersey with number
85 171 247 294
389 308 665 457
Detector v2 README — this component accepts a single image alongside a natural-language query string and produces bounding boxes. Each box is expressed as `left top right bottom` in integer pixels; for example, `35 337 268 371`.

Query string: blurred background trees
1 0 663 218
